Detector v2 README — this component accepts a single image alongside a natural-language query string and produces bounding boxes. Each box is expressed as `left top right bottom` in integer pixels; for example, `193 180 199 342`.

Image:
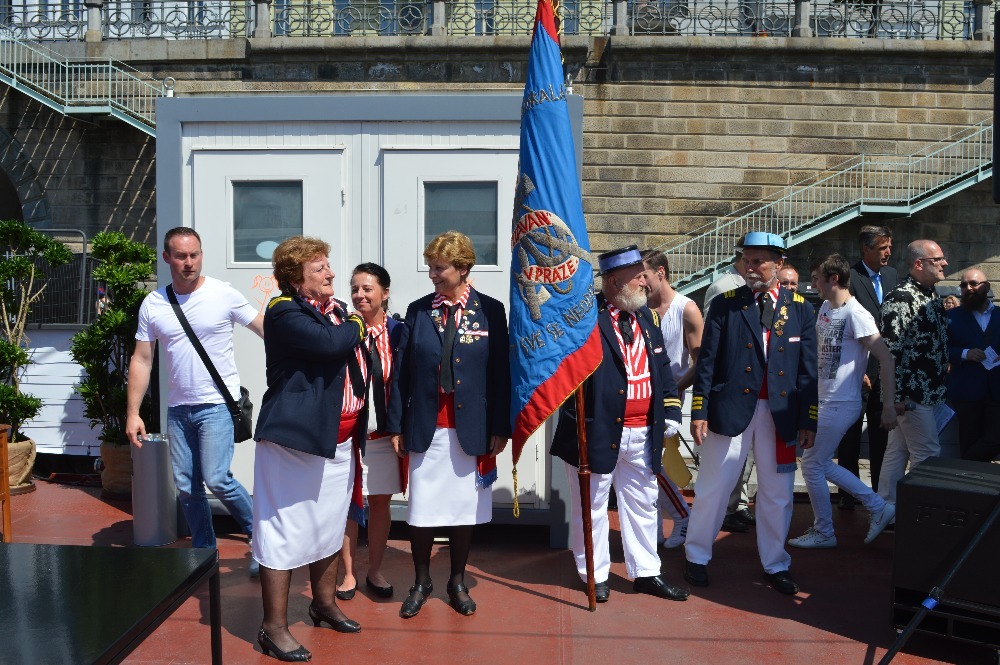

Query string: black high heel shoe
447 581 477 616
399 581 433 618
366 576 394 598
257 627 312 662
308 604 361 633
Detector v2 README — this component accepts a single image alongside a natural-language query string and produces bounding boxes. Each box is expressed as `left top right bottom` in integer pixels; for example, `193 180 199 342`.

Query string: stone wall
4 35 994 276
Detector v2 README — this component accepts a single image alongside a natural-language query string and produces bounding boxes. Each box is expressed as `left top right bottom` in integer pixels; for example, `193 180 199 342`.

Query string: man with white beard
551 245 689 603
683 232 818 595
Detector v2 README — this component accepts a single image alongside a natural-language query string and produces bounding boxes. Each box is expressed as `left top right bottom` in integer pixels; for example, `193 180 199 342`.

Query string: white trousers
878 403 939 504
801 400 885 538
565 426 661 583
685 399 795 574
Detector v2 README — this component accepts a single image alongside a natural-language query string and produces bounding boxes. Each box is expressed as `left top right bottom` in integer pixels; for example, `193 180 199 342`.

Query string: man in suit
684 232 818 595
947 268 1000 462
837 225 897 507
551 245 689 603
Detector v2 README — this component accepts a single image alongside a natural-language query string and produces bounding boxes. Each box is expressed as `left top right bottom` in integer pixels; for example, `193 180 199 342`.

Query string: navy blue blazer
255 295 366 459
550 298 683 476
691 285 818 441
947 305 1000 402
386 287 511 456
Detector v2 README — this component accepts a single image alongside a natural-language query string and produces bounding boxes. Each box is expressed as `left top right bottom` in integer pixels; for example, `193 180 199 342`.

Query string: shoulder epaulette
650 309 660 327
268 296 292 309
724 290 736 298
792 293 805 303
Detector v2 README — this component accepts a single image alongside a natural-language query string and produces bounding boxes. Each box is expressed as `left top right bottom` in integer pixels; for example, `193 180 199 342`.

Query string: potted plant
0 219 72 493
71 231 158 499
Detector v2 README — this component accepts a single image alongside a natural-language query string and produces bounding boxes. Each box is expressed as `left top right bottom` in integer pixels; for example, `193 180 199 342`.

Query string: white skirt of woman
252 438 354 570
362 436 402 496
406 427 491 527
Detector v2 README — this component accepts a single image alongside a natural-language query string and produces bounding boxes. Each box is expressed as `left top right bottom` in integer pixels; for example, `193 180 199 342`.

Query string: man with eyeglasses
777 265 800 292
946 269 1000 462
877 240 950 506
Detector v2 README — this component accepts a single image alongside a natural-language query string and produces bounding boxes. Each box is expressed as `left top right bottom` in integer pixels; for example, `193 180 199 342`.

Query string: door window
232 181 303 262
423 181 499 266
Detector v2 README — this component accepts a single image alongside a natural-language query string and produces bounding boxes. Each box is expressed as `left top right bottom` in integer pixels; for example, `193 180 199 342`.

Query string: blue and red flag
509 0 601 465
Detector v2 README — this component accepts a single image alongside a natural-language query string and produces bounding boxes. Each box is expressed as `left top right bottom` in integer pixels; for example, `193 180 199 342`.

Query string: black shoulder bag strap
166 285 240 415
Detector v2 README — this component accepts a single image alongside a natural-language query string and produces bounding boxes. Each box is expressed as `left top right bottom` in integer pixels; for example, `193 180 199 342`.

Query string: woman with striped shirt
337 263 403 601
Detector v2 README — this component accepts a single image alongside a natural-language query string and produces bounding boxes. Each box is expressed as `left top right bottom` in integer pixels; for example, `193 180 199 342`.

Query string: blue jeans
168 403 254 549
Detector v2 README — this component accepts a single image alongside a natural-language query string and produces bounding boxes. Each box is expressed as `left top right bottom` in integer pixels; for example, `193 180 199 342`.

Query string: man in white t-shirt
642 250 704 550
788 254 898 550
126 227 264 566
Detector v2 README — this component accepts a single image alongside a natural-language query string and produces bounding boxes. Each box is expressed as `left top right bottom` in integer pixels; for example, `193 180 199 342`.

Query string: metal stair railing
0 28 164 136
663 119 993 294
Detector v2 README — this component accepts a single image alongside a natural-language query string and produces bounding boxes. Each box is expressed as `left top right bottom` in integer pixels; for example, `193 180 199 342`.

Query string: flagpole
575 386 597 611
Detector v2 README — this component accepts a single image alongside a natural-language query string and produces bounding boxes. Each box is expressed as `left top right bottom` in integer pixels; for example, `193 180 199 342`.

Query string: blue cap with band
598 245 644 275
738 232 786 255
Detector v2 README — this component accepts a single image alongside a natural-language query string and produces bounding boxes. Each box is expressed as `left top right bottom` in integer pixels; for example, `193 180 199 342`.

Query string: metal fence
0 0 989 40
11 230 98 326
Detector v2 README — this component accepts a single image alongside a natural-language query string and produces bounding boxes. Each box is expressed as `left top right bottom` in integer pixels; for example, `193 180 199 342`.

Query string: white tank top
659 291 692 384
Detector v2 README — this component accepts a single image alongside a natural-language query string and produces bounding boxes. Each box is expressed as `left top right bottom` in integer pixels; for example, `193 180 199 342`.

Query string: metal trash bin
131 434 178 546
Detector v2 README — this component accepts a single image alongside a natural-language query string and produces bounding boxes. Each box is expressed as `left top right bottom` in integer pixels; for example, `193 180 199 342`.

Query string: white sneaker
661 519 688 549
865 502 896 544
788 528 837 549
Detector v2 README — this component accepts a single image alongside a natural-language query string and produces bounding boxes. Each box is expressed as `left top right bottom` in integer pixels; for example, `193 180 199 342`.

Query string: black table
0 543 221 664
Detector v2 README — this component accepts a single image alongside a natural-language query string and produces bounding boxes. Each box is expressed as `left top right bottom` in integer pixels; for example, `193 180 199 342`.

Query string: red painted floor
7 479 994 665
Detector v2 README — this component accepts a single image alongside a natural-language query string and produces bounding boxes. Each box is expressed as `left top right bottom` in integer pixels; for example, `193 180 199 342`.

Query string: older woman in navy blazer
387 231 511 620
252 236 367 662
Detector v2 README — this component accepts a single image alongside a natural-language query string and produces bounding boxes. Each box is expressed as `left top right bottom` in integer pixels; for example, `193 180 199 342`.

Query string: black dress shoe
764 570 799 595
257 627 312 662
366 577 394 598
308 604 361 633
399 581 433 619
721 514 750 533
594 581 610 603
633 575 689 601
446 581 477 616
734 507 756 526
838 495 857 511
335 586 356 601
684 561 709 587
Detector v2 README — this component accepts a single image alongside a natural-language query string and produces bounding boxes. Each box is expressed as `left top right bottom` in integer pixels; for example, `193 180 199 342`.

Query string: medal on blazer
774 306 789 336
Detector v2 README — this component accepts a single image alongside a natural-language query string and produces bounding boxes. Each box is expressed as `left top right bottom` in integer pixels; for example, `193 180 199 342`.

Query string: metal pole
575 386 597 611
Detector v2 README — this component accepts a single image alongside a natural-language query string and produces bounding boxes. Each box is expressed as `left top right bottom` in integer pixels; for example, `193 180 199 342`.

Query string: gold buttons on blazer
778 347 784 352
745 367 751 373
777 371 784 376
743 388 750 394
746 343 753 349
618 389 625 395
455 357 461 363
780 391 787 397
742 305 748 311
457 403 463 409
611 443 618 449
456 379 461 385
615 417 622 423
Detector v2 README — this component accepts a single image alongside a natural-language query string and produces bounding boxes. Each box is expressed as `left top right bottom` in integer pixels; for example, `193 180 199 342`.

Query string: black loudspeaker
892 457 1000 648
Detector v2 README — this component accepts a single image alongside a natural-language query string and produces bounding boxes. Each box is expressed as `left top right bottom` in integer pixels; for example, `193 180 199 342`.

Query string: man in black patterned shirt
877 240 949 505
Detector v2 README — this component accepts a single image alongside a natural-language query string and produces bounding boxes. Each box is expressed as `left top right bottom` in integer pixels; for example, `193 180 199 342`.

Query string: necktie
618 313 634 346
872 272 883 304
758 293 774 330
440 304 458 393
368 336 387 433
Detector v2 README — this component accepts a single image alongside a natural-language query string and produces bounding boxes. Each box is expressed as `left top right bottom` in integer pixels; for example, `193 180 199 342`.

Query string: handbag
166 285 254 442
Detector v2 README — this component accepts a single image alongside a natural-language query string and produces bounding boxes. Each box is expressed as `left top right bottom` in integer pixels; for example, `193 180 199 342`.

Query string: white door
382 148 548 508
191 149 345 492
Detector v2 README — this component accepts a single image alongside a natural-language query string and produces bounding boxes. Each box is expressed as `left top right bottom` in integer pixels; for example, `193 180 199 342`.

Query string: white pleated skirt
362 436 402 496
252 438 354 570
406 427 491 527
